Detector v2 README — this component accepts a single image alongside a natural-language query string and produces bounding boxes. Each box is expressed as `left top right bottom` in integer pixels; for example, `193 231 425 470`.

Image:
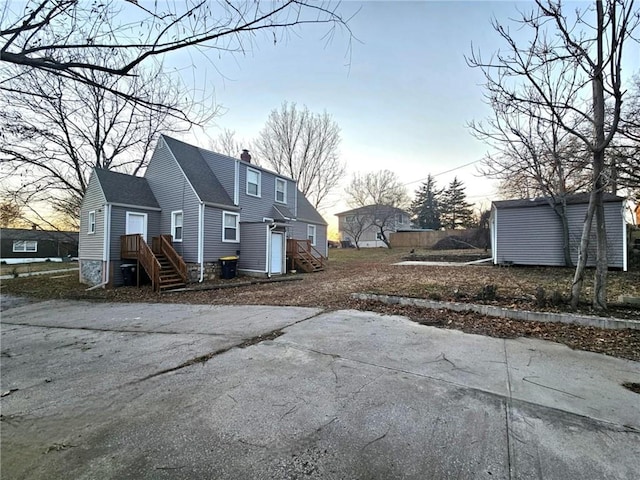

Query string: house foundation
186 262 219 282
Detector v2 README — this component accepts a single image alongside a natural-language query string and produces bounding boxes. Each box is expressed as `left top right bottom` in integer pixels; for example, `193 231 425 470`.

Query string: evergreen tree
411 175 442 229
440 177 474 229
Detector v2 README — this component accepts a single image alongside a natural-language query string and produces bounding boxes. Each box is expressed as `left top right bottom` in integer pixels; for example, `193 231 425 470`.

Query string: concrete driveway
1 300 639 479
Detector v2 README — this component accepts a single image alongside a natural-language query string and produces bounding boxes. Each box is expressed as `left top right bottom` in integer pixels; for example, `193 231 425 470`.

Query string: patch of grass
0 261 78 276
327 247 406 265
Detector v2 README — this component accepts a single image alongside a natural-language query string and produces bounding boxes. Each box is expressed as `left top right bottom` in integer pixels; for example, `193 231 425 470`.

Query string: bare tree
0 194 24 227
254 102 345 209
468 0 639 310
0 52 208 225
611 74 640 192
1 1 351 111
345 170 409 248
469 97 592 266
340 212 372 250
209 129 246 158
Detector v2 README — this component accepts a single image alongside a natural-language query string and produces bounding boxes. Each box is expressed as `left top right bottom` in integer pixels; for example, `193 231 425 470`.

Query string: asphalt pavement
1 300 639 479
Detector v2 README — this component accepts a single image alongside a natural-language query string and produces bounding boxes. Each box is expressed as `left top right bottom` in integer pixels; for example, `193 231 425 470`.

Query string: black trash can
219 256 238 279
120 263 137 286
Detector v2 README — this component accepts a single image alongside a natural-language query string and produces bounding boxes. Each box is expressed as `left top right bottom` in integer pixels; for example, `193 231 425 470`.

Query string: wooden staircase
156 253 187 291
121 234 188 292
287 239 325 273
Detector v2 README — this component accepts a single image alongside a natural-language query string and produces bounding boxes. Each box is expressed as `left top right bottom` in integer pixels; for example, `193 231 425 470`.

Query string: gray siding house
490 193 627 270
336 205 411 248
79 135 328 287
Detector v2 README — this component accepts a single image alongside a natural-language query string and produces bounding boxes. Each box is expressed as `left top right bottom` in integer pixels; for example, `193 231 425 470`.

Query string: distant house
336 205 411 248
78 135 327 290
1 228 78 264
490 193 627 270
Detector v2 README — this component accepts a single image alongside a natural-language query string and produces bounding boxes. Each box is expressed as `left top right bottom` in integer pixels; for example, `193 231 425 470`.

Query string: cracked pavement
1 300 639 479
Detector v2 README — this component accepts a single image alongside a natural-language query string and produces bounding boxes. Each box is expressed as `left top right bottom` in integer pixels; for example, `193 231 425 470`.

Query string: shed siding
203 206 240 261
144 140 201 262
79 174 106 260
495 201 625 268
239 223 268 272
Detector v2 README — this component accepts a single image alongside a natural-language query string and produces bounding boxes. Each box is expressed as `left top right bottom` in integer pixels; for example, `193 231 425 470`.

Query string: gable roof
94 169 160 209
493 192 625 210
1 228 78 244
335 204 409 217
296 191 327 225
161 135 234 207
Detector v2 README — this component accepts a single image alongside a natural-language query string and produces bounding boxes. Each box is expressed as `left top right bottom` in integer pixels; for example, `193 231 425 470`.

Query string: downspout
101 204 111 287
267 223 277 278
199 203 205 282
234 160 240 206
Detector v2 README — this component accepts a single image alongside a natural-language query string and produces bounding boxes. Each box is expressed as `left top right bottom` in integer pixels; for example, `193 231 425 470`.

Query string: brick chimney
241 149 251 163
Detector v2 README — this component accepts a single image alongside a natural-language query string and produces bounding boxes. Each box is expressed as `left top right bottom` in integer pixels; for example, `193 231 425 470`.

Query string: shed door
126 212 147 242
270 232 284 274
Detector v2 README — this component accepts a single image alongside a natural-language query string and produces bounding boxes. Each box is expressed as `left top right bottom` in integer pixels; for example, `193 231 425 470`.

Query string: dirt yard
2 248 639 360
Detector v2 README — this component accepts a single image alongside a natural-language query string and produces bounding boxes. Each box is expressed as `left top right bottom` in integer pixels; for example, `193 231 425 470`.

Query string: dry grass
2 248 638 360
0 261 78 277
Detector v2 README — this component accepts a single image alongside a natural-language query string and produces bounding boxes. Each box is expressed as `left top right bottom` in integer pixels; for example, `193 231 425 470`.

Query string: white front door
126 212 147 242
270 232 284 274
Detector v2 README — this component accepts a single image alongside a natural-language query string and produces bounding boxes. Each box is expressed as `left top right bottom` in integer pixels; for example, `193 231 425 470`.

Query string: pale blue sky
169 1 639 223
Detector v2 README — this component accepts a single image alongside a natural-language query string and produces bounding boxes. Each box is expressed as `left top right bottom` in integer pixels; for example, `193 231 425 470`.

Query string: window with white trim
307 225 317 246
222 212 240 242
275 178 287 204
171 211 183 242
88 210 96 234
13 240 37 252
246 168 261 197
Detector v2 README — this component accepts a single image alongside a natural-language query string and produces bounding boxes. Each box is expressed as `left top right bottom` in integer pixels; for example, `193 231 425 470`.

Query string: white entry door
126 212 147 242
270 232 284 274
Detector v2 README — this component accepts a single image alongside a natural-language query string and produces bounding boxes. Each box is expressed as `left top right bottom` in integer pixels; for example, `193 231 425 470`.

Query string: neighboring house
1 227 78 264
490 193 627 270
78 135 327 289
336 205 411 248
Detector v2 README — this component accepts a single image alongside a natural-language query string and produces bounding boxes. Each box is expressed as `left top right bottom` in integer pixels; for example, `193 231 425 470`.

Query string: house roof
492 192 625 210
296 191 327 225
94 169 160 209
1 228 79 244
335 205 409 217
272 204 295 221
161 135 234 207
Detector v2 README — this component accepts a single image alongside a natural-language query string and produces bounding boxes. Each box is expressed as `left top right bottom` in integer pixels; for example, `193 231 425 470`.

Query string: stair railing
120 234 161 291
286 239 325 271
158 235 188 283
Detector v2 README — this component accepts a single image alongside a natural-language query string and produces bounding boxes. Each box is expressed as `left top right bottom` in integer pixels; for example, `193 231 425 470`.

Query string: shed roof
492 192 625 210
162 135 234 207
94 169 160 209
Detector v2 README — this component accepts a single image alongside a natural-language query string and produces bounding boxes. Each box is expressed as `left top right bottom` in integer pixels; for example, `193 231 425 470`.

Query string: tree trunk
552 201 573 267
590 0 608 311
570 192 596 309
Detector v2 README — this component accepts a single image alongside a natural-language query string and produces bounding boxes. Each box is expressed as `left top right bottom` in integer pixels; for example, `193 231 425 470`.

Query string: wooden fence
389 230 460 249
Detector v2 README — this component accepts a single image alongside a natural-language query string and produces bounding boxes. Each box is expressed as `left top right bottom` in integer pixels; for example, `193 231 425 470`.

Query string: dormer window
247 168 261 197
275 178 287 204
